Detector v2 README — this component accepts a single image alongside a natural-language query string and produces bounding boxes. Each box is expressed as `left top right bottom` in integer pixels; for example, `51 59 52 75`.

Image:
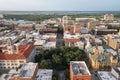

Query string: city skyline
0 0 120 11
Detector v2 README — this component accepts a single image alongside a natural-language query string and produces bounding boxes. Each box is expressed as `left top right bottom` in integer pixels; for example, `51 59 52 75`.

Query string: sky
0 0 120 11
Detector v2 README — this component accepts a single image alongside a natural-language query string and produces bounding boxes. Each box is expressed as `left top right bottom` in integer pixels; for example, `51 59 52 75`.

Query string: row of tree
35 46 86 70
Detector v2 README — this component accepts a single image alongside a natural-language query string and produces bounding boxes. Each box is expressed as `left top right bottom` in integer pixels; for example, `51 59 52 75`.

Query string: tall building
0 39 36 69
70 61 91 80
62 16 69 25
104 14 114 21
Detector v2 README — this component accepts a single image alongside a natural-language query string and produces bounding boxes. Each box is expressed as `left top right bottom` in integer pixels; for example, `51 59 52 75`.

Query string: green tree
40 59 53 69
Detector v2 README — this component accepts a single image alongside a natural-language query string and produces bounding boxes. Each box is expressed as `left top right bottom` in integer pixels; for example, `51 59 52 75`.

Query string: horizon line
0 10 120 12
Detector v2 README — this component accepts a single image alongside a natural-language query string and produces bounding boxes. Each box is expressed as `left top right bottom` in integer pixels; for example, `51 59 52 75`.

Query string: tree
35 54 42 62
40 59 53 69
35 46 86 70
52 54 61 64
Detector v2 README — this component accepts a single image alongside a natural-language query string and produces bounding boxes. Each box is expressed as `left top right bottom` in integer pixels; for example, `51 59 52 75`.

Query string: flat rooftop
34 40 46 46
0 74 12 80
97 71 117 80
36 69 53 80
113 67 120 75
43 42 56 47
12 62 38 78
70 61 91 75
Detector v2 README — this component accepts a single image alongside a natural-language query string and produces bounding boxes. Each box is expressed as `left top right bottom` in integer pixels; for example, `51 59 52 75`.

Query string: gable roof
0 43 35 60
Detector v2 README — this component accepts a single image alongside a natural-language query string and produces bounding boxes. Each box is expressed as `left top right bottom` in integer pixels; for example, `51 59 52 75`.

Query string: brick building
70 61 91 80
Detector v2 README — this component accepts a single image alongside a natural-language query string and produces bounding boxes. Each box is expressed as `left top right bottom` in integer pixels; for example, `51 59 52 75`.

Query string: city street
56 33 64 48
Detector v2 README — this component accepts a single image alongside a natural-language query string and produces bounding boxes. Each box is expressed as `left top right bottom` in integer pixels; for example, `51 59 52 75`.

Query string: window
19 61 24 63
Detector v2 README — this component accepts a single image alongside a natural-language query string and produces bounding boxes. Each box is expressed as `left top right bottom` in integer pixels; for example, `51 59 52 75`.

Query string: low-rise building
0 63 53 80
0 14 4 18
111 67 120 79
36 69 53 80
104 14 114 21
70 61 91 80
86 46 118 70
0 39 36 69
108 37 120 50
97 71 117 80
9 62 38 80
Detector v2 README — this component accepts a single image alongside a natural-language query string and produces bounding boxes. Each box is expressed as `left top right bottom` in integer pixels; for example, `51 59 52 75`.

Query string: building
62 16 69 25
86 46 118 70
111 67 120 79
64 33 81 47
108 37 120 50
88 21 100 29
0 14 4 18
92 28 117 35
104 14 114 21
34 34 57 52
9 62 38 80
15 23 34 32
97 71 117 80
0 39 36 69
36 69 53 80
70 61 91 80
97 67 120 80
0 63 53 80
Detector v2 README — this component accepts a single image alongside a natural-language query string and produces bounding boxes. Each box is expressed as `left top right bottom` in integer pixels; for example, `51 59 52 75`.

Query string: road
58 71 65 80
56 33 64 48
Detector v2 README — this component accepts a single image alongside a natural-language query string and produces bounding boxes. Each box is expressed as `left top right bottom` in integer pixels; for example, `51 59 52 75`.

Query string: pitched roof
0 43 35 60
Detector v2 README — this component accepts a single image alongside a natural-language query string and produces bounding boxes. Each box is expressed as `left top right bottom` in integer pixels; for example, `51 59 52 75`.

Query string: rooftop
12 62 38 78
0 43 35 60
0 74 12 80
113 67 120 75
34 40 46 46
36 69 53 80
43 42 56 47
70 61 91 75
97 71 117 80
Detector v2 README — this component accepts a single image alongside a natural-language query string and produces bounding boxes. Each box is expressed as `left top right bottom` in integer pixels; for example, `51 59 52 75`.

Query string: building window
19 61 24 63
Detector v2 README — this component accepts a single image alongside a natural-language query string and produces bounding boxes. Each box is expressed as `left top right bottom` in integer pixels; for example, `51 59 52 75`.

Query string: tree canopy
35 46 86 70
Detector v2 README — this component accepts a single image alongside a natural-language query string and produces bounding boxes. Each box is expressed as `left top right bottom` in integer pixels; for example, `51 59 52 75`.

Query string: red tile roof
0 43 35 60
65 38 80 43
